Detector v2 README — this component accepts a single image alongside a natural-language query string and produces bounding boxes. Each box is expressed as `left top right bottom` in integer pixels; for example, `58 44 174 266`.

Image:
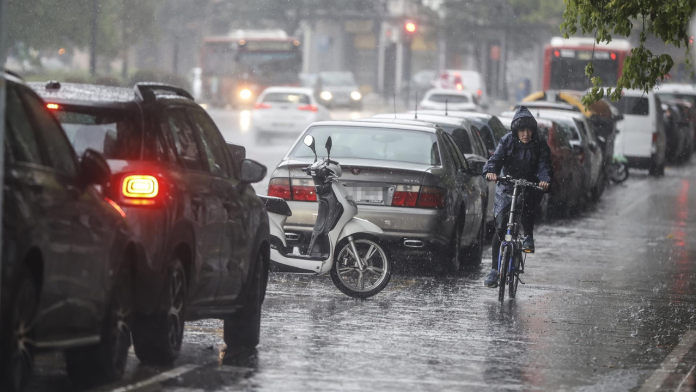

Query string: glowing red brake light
291 179 317 201
46 103 60 110
554 50 560 57
298 104 318 113
254 103 272 110
392 185 420 207
122 175 159 205
477 89 483 96
610 52 617 60
268 178 292 200
417 186 446 209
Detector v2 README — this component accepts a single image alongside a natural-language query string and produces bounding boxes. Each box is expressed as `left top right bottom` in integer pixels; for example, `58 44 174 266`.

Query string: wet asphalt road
27 110 696 391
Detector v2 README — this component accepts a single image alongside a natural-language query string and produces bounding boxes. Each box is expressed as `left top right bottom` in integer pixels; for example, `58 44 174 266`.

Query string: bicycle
495 176 544 302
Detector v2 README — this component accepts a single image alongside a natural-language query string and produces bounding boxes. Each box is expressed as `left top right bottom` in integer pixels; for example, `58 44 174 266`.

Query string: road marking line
676 364 695 392
103 364 202 392
638 330 696 392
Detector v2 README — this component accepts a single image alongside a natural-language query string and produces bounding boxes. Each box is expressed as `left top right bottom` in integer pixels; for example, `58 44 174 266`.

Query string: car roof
411 110 493 120
654 84 696 95
372 113 468 127
261 86 314 95
310 120 439 133
424 89 474 97
29 81 136 103
515 102 578 111
530 109 585 122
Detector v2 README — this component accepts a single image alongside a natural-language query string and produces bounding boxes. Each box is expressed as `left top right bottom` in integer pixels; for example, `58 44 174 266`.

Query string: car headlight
239 89 252 100
320 91 333 101
350 91 362 101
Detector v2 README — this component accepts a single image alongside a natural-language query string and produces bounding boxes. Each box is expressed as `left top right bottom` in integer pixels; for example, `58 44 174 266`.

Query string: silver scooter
261 135 392 298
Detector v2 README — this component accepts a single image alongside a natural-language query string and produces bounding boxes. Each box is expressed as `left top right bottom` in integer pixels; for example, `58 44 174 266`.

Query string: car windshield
52 106 143 160
428 94 469 104
290 126 441 166
321 73 356 86
262 92 310 104
611 96 650 116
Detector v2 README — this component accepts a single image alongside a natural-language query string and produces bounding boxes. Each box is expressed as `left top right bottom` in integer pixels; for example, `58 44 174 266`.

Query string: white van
435 70 488 109
610 89 666 176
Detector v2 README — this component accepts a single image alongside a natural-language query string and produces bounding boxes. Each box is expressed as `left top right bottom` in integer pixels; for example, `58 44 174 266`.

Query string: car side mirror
226 143 246 171
469 161 486 176
240 159 267 184
80 149 111 185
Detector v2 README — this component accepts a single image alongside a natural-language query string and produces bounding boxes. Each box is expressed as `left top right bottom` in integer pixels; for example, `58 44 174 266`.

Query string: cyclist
482 106 552 288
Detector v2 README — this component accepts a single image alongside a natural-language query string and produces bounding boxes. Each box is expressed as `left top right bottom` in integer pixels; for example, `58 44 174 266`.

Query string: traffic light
403 20 417 45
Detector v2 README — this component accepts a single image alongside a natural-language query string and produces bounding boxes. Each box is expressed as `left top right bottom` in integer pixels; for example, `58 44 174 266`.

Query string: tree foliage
561 0 696 105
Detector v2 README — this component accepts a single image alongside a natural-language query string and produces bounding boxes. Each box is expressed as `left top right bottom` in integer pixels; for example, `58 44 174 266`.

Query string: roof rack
134 83 194 103
4 68 24 80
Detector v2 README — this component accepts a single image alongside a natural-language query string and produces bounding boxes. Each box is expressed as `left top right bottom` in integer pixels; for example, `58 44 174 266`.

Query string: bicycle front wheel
498 247 510 302
509 253 520 299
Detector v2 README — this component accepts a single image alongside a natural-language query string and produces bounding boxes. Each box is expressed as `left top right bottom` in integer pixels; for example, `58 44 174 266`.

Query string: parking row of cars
1 72 272 391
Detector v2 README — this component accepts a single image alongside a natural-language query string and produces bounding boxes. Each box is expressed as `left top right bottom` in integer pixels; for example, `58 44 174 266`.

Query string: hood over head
510 106 538 139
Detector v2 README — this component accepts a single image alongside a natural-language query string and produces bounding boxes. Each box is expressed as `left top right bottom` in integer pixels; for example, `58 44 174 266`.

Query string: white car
434 70 488 108
251 87 331 142
608 89 667 175
419 89 479 112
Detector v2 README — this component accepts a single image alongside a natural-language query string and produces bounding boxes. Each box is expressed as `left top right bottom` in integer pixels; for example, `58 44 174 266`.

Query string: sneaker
484 269 499 288
522 236 535 253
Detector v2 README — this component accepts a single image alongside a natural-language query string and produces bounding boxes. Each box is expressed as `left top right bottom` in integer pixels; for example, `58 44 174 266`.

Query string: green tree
561 0 696 105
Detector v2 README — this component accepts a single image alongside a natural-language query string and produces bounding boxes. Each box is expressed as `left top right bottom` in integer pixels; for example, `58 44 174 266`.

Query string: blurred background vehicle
407 69 438 100
1 72 142 391
315 71 363 110
251 87 330 143
661 99 693 164
200 30 302 108
654 84 696 158
415 111 508 156
31 81 271 365
434 70 488 109
418 89 479 112
608 89 667 176
268 120 487 274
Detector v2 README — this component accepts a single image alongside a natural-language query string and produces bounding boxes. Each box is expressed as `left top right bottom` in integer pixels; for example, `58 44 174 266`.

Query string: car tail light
652 132 658 144
268 178 292 200
417 186 446 209
46 103 60 110
392 185 420 207
122 175 159 205
477 89 482 97
291 179 317 201
298 104 318 113
456 83 463 91
253 103 272 110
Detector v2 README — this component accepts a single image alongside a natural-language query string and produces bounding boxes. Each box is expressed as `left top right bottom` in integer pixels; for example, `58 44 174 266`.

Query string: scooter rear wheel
330 238 391 299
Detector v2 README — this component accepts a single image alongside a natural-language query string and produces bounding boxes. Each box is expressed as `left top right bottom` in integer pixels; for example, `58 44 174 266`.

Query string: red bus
543 37 631 90
201 30 302 107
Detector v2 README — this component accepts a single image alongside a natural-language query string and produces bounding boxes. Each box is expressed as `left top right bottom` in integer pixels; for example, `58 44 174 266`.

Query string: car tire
64 264 133 387
444 218 464 274
0 265 38 392
463 217 485 267
224 252 267 350
132 258 187 365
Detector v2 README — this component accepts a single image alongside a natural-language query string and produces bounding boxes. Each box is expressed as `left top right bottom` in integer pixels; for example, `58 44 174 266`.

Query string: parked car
251 87 331 143
499 116 585 218
531 110 605 202
1 72 144 391
661 99 693 163
419 89 479 112
608 89 667 176
371 113 494 232
434 70 488 108
315 71 362 110
415 110 509 157
267 120 487 273
654 84 696 156
31 81 271 365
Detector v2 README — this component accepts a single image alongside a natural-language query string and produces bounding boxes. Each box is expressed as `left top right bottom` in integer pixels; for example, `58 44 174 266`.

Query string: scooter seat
259 196 292 216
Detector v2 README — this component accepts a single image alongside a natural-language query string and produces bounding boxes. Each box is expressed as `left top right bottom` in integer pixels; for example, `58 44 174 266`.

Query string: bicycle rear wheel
498 247 510 302
509 253 520 299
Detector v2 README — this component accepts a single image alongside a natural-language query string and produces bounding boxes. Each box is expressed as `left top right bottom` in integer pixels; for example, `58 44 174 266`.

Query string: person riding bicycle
482 106 552 288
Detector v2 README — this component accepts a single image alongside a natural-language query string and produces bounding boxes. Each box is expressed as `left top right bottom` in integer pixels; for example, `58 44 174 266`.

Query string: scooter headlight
505 235 512 242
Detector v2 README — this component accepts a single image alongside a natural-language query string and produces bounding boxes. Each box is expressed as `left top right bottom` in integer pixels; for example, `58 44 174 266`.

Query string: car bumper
283 201 455 258
625 156 653 169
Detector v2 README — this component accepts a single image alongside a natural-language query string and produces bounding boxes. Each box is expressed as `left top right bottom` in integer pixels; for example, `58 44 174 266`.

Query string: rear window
262 92 310 104
427 94 469 104
554 119 579 141
290 126 441 166
440 125 473 154
612 96 649 116
53 107 143 160
488 117 508 141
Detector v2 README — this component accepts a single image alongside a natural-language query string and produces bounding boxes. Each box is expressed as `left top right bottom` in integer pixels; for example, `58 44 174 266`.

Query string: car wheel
224 252 267 350
463 217 485 267
444 218 463 274
0 265 38 392
65 264 133 387
132 258 187 365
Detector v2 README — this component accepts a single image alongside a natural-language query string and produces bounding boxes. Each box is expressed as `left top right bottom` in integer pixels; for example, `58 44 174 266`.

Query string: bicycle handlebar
495 175 545 192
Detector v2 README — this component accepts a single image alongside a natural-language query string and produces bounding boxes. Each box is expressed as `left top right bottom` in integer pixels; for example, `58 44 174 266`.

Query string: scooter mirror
325 137 332 159
303 135 315 149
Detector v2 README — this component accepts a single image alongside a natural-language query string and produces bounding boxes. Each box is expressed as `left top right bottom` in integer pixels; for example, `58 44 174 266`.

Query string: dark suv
1 72 142 391
31 81 271 365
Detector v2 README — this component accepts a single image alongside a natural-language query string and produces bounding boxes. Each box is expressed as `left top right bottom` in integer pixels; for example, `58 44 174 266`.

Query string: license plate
346 186 384 204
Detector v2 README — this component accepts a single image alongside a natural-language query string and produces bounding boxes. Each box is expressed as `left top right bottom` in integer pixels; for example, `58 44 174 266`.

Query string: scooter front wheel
330 238 391 299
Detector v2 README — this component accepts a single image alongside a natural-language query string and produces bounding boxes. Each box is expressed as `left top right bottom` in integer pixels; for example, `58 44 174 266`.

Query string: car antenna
414 91 418 119
445 99 448 116
393 92 397 119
